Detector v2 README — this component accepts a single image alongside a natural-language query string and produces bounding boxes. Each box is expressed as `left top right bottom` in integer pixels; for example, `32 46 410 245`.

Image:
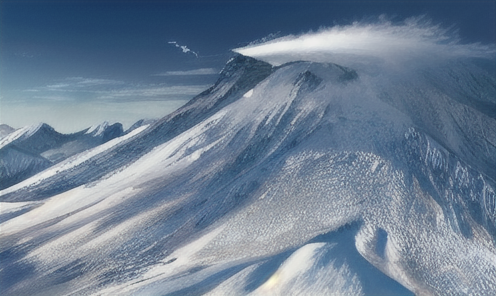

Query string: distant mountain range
0 120 154 190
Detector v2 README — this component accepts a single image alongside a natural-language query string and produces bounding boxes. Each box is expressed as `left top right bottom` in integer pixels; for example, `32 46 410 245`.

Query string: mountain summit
0 49 495 295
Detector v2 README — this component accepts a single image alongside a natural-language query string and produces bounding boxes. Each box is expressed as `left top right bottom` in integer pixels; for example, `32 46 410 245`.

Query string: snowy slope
1 21 495 296
0 54 272 201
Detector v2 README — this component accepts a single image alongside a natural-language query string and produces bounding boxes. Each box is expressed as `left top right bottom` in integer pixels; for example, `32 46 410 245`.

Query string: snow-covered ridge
0 125 149 196
85 121 110 136
0 120 128 190
0 124 15 139
0 123 46 149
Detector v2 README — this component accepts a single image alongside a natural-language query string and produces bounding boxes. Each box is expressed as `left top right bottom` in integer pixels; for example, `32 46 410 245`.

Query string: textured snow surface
0 25 495 295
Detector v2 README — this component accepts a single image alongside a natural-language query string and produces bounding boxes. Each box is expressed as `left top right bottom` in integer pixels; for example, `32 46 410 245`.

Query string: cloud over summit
234 16 496 67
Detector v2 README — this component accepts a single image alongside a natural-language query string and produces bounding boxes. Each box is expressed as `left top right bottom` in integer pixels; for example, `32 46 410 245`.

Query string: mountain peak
0 124 15 139
85 121 110 136
219 54 273 80
0 122 56 149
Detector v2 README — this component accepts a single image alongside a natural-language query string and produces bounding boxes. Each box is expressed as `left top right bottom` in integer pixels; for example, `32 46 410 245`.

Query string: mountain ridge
0 121 125 190
0 53 495 295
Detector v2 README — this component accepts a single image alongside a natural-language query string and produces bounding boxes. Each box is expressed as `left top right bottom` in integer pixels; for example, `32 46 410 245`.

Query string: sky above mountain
1 0 495 133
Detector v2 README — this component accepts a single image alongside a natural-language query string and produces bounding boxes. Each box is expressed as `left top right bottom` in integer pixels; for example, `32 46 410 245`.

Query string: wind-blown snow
234 17 495 67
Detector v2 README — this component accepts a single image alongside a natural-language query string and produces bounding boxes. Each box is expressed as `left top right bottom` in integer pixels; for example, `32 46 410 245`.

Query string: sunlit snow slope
1 19 495 296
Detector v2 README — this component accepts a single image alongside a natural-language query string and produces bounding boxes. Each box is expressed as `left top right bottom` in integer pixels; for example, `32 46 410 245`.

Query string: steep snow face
0 123 66 189
0 45 495 295
0 147 52 190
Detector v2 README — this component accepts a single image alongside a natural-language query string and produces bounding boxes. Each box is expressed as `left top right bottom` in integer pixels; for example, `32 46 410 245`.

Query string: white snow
243 89 254 98
254 243 324 294
371 160 380 173
0 201 40 215
0 123 43 149
0 125 149 195
85 121 109 136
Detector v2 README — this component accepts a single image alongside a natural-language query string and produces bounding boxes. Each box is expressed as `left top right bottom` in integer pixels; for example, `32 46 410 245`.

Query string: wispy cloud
45 77 124 90
98 85 210 102
21 76 210 103
234 16 496 67
168 41 199 57
66 77 124 86
14 52 35 58
32 95 73 102
153 68 218 76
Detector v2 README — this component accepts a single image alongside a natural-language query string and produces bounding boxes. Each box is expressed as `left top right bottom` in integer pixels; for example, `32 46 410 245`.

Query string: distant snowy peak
0 124 15 138
0 123 54 149
85 121 124 141
0 121 127 189
125 119 156 134
85 121 110 136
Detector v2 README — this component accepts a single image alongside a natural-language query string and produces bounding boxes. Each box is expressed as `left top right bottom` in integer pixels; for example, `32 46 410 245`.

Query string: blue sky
1 0 495 132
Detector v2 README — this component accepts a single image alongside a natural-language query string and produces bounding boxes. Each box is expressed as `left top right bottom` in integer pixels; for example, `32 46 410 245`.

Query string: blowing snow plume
234 16 495 68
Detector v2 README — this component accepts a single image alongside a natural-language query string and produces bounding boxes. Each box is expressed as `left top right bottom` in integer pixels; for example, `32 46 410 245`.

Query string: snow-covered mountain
0 122 125 189
1 21 495 296
40 121 124 163
0 124 15 139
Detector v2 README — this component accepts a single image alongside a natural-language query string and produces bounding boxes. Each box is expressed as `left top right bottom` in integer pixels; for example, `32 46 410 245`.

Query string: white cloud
97 85 211 101
234 16 495 67
168 41 199 57
153 68 218 76
66 77 124 86
22 75 211 103
43 77 124 91
46 83 72 90
33 95 75 102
